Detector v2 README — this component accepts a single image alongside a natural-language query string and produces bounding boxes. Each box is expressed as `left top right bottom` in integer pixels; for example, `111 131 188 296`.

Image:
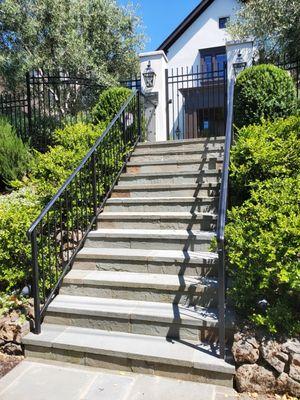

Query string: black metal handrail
27 89 142 334
216 77 235 359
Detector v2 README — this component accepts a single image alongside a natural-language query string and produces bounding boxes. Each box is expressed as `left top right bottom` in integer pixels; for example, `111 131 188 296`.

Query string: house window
219 17 229 29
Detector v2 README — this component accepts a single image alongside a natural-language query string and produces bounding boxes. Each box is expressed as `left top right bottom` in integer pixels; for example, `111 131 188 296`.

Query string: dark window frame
219 16 229 29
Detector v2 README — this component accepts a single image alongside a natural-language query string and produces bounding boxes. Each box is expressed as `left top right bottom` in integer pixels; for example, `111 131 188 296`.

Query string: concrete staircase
23 136 235 387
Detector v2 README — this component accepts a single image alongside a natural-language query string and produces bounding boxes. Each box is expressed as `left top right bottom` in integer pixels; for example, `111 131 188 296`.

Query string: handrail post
137 90 142 141
91 151 98 218
218 241 226 359
31 229 41 334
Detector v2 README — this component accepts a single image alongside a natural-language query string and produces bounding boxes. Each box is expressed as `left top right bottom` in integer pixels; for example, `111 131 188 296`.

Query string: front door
200 46 227 77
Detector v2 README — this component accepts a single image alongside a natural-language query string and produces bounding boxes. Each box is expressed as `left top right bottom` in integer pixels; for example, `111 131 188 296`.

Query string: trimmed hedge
234 64 297 128
230 116 300 200
92 86 132 124
226 176 300 335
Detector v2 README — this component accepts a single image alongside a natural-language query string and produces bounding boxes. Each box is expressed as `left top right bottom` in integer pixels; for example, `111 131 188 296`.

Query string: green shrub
92 87 132 124
230 116 300 200
27 121 105 200
226 176 300 335
0 188 41 292
0 118 31 186
234 64 297 128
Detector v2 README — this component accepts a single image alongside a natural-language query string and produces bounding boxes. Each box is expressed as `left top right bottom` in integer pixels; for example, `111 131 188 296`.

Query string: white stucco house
139 0 254 142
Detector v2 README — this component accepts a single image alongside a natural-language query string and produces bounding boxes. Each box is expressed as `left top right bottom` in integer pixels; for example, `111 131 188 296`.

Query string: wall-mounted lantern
233 52 247 77
143 61 156 89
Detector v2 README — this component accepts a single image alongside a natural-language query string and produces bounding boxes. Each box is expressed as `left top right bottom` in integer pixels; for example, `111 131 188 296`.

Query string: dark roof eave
156 0 215 53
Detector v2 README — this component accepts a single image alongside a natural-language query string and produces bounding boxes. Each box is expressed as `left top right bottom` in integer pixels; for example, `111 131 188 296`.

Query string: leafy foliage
0 118 31 187
230 116 300 199
26 121 106 200
92 87 132 124
0 188 41 292
226 177 300 335
0 0 144 90
228 0 300 62
234 64 297 128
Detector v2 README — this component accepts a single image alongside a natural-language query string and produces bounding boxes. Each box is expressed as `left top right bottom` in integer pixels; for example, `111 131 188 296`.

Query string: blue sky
118 0 200 52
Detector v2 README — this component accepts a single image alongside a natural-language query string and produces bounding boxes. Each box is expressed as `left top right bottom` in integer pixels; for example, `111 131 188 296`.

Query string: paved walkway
0 359 237 400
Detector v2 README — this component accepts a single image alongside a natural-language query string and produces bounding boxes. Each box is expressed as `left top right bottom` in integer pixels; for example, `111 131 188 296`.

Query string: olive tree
0 0 144 90
228 0 300 62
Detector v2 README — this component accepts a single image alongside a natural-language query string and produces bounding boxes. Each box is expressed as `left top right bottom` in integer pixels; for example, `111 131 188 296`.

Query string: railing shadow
165 135 224 358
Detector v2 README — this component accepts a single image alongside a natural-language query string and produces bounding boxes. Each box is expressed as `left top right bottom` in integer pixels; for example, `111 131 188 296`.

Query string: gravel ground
0 353 23 379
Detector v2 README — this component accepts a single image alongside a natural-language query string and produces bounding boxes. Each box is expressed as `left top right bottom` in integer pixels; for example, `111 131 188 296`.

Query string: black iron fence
0 91 29 142
166 66 227 140
121 76 141 91
27 90 142 334
0 72 105 151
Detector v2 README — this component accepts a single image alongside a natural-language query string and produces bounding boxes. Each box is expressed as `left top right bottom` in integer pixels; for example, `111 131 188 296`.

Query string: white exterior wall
166 0 239 71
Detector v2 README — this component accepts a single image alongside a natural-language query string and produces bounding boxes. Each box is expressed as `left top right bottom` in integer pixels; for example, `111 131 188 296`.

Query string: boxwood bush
0 188 40 292
234 64 297 128
92 87 132 124
226 176 300 335
230 116 300 200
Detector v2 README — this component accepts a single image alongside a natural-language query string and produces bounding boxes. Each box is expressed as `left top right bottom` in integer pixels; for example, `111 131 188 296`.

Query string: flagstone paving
0 359 238 400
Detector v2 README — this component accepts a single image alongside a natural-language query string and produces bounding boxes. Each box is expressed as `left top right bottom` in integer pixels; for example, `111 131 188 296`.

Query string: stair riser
44 312 221 342
134 143 224 155
105 200 218 214
73 259 217 276
85 237 213 252
60 285 218 307
24 345 233 387
131 151 224 163
126 161 223 174
97 217 216 231
111 186 219 199
118 174 220 186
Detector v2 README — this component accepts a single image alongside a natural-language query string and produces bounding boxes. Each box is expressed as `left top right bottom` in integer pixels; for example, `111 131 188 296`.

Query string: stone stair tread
88 228 216 240
136 137 225 148
120 170 221 178
127 158 223 166
99 211 217 218
77 247 218 263
113 183 218 190
23 323 234 374
63 270 218 290
107 196 217 203
48 294 226 327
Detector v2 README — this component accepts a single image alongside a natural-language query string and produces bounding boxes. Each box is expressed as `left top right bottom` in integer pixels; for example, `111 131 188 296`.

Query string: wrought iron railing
216 78 235 359
27 90 142 334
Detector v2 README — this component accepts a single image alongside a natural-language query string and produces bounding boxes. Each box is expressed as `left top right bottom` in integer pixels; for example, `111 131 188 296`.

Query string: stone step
111 183 219 199
118 171 221 186
23 324 234 386
134 139 224 156
105 197 218 214
73 247 218 276
61 270 218 307
126 158 223 174
131 149 224 163
85 229 215 252
136 137 225 149
97 212 217 231
45 295 234 342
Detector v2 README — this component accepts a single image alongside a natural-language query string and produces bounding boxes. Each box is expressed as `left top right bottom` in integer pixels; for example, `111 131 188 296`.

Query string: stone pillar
139 51 168 142
226 40 254 82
